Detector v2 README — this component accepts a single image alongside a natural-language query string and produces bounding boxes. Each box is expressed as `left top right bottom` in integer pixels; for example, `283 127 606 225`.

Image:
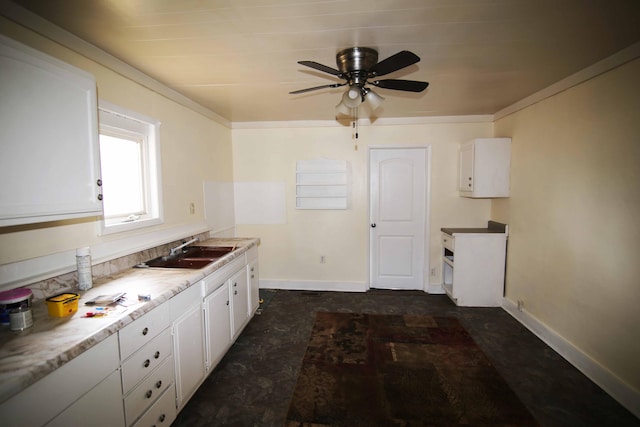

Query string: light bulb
342 85 363 108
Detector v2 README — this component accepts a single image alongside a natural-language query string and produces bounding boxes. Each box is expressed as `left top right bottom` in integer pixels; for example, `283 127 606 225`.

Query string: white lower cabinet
0 333 123 427
170 284 206 411
132 385 176 427
442 232 507 307
204 282 231 372
0 246 259 427
119 305 174 427
48 370 124 427
247 247 260 315
230 267 249 339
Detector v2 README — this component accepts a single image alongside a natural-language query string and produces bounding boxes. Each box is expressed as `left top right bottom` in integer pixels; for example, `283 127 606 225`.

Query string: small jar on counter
10 305 33 331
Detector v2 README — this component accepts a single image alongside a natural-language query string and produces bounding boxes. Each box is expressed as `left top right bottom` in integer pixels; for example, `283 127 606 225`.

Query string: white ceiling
7 0 640 122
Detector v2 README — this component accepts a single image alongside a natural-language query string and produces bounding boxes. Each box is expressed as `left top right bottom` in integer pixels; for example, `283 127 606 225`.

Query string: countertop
441 220 508 236
0 237 259 405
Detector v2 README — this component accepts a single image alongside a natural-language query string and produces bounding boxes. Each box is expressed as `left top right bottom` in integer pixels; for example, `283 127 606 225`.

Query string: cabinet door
248 259 260 315
204 282 231 372
459 142 474 192
230 268 249 339
47 370 124 427
0 35 102 226
173 303 205 409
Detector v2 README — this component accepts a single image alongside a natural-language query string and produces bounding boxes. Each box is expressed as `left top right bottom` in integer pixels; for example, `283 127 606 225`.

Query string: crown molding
231 114 494 129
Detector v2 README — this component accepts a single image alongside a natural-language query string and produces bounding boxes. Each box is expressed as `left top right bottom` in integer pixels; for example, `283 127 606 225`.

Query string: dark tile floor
172 290 639 427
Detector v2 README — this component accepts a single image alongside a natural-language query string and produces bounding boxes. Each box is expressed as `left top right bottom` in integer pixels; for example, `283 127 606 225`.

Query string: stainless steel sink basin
142 246 236 269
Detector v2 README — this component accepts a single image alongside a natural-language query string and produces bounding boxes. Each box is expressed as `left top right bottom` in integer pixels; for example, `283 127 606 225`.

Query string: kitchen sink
142 246 236 269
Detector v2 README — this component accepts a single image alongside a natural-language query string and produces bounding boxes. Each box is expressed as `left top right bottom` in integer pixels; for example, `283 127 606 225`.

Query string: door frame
367 145 432 292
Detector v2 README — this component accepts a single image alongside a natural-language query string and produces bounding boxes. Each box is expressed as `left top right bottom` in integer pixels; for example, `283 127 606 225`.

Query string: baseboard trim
260 279 367 293
502 298 640 418
427 283 446 294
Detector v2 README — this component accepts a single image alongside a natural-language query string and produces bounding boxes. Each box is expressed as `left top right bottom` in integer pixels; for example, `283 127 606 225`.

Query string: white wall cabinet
0 35 102 227
442 232 507 307
459 138 511 198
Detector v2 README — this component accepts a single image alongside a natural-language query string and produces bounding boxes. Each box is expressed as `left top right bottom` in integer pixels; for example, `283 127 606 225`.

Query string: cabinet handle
145 389 153 399
234 282 237 287
96 179 102 186
155 380 162 389
371 223 376 228
143 359 150 368
251 274 254 279
226 300 229 306
97 194 103 201
234 290 238 295
250 267 254 272
142 327 149 336
468 183 472 187
154 350 160 359
159 414 166 422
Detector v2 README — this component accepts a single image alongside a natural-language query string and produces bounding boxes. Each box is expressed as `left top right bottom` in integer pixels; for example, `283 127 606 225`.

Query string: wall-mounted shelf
296 159 349 209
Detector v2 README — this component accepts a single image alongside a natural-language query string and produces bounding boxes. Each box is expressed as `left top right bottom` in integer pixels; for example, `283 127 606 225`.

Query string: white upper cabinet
459 138 511 198
0 35 102 226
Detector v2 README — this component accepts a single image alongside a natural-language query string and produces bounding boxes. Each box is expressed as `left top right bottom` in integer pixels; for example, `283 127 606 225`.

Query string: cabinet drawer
441 234 454 251
119 303 171 360
122 327 172 394
124 355 174 426
132 384 176 427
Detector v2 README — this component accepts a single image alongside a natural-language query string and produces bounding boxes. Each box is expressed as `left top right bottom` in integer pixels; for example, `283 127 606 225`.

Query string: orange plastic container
46 293 80 317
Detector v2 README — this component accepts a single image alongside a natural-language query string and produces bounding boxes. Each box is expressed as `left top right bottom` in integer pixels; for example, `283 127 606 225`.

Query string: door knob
371 223 376 228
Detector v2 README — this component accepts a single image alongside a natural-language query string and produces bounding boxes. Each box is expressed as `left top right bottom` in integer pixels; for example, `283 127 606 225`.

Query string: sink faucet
170 237 199 256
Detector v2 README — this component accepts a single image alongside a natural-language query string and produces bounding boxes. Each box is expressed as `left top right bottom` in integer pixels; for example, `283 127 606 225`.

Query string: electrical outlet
517 300 524 312
189 202 195 215
320 255 326 264
430 267 436 277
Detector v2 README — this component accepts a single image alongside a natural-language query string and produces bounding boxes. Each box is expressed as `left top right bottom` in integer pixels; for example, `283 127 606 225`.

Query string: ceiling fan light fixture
364 89 385 110
342 85 363 108
335 100 352 115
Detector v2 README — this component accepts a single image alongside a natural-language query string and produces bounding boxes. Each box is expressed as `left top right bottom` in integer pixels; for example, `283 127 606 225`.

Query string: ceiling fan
290 47 429 115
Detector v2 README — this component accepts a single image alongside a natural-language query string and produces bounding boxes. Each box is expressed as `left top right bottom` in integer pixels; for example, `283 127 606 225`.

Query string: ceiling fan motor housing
336 47 378 87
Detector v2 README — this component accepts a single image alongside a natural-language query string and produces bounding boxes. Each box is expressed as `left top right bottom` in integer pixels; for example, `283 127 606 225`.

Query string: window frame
98 101 163 235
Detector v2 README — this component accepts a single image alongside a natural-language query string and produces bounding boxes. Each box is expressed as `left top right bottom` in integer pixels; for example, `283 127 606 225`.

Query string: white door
370 148 428 290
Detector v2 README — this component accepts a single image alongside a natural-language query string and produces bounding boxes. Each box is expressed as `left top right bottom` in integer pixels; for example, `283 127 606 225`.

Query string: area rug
285 312 539 426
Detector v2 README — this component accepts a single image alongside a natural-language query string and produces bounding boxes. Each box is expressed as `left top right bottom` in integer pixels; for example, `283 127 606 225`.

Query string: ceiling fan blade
373 79 429 92
370 51 420 77
298 60 342 76
289 83 345 94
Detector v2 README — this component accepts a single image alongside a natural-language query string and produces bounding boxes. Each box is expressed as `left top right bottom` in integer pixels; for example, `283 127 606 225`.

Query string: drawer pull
234 290 238 295
155 380 162 389
142 327 149 336
143 359 150 368
251 274 254 279
159 413 166 422
226 300 229 306
250 267 254 272
145 389 153 399
154 350 160 359
234 282 237 287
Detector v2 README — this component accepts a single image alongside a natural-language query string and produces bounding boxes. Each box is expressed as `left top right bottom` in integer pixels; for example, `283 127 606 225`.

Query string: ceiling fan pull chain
353 109 359 151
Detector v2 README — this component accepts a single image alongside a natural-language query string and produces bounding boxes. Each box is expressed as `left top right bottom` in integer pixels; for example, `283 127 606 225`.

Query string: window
98 101 162 234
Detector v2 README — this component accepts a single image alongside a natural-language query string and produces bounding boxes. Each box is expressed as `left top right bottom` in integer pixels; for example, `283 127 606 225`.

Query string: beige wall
0 18 233 265
492 58 640 391
233 120 494 286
